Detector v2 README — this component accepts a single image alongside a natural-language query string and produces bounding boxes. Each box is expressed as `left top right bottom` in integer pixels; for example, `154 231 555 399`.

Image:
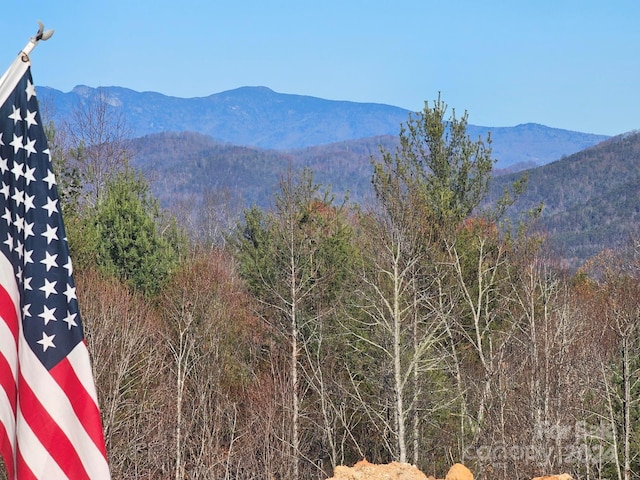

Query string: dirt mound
326 459 429 480
532 475 573 480
445 463 473 480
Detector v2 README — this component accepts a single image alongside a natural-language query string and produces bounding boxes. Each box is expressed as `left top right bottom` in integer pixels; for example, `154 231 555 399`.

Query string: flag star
8 105 22 124
36 332 56 352
11 161 24 180
0 182 9 199
42 224 58 244
11 189 24 207
23 137 37 157
24 276 32 291
24 221 35 238
24 249 33 264
64 283 77 301
39 305 57 325
39 278 58 298
41 252 59 272
3 232 12 250
43 169 56 188
64 258 73 275
63 311 78 330
23 303 31 318
26 80 36 101
43 197 58 217
9 134 23 154
24 109 38 128
13 216 24 234
0 157 8 174
2 208 11 225
24 166 36 185
0 132 3 146
15 241 23 259
24 194 35 213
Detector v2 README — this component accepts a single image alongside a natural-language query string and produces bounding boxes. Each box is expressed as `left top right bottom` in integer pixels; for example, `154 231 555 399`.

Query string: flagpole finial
21 21 54 61
34 21 55 42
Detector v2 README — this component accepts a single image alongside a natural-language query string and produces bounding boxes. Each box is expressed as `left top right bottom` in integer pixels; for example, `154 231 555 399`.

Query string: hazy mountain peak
219 86 276 95
70 85 93 97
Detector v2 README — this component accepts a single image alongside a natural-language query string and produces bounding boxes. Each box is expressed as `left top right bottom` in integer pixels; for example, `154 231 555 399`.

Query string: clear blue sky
1 1 638 136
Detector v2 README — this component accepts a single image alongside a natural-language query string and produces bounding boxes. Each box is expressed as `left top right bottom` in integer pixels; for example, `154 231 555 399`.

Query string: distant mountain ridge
39 85 609 169
41 85 410 149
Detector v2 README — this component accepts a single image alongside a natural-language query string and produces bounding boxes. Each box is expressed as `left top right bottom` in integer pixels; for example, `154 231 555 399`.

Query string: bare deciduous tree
78 268 170 478
347 209 444 464
64 88 133 207
160 248 264 480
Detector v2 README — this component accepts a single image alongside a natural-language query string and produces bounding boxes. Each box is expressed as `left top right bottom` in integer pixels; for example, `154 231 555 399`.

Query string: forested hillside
489 130 640 264
17 95 639 480
132 128 633 266
130 132 398 209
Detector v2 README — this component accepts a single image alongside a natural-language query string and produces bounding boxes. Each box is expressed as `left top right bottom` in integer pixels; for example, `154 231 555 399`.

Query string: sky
1 1 639 136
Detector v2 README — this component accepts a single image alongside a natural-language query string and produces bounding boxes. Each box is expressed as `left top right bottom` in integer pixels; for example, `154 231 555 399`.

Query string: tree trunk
290 251 300 480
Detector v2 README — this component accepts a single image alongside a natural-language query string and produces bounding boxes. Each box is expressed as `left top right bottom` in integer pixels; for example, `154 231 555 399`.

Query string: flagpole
0 21 54 108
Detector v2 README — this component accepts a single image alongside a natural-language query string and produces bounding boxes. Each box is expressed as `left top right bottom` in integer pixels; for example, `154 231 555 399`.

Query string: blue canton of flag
0 70 82 370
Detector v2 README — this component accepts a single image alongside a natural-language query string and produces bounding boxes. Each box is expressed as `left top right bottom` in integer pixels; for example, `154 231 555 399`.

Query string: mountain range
40 85 608 170
39 84 637 265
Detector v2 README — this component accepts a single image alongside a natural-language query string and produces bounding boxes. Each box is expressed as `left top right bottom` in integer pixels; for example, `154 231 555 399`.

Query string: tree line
2 92 638 480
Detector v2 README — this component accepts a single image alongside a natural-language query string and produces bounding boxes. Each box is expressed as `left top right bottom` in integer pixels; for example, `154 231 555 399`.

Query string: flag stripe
19 341 110 478
16 421 67 480
0 285 18 418
0 351 16 415
0 353 17 445
50 351 108 455
0 283 18 342
18 370 91 480
67 341 101 405
0 270 18 480
15 449 36 480
0 420 14 480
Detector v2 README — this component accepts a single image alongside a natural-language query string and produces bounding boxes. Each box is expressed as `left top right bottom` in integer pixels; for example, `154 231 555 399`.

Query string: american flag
0 53 111 477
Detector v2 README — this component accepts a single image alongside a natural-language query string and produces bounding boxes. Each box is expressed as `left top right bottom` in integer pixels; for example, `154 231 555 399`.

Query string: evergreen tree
373 93 494 238
92 168 183 295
